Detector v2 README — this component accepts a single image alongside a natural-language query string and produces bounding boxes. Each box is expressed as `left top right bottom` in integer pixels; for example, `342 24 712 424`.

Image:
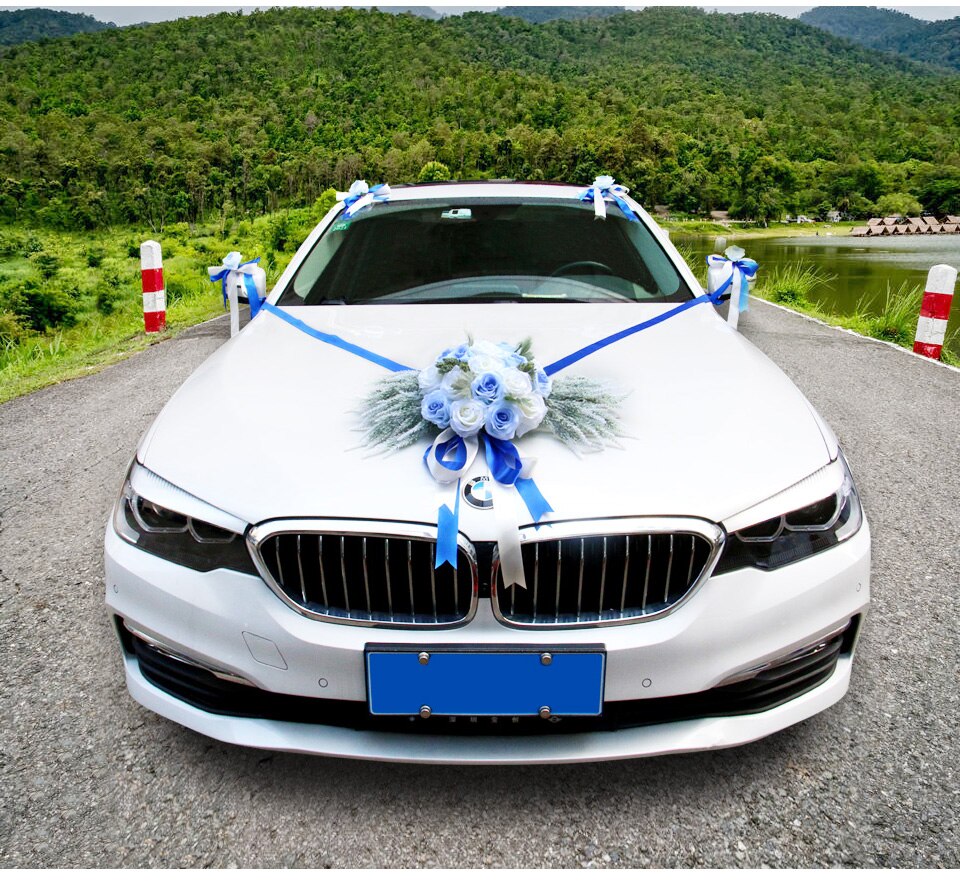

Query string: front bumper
104 517 870 763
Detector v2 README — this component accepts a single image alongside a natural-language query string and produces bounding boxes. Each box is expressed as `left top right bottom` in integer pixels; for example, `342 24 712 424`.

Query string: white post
140 240 166 333
914 264 957 360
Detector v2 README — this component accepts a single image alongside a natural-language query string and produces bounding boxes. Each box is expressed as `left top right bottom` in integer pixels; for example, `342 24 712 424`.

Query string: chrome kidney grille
252 527 477 627
493 528 720 627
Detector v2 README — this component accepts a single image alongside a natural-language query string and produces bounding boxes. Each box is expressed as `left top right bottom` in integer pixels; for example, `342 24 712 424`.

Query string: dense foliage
800 6 960 72
0 9 114 46
1 5 959 230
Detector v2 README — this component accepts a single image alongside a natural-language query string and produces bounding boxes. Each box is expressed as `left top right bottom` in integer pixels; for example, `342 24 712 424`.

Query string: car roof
373 181 588 202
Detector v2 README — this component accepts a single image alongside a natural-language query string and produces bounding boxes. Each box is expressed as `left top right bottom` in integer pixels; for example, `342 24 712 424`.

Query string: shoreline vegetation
0 212 955 405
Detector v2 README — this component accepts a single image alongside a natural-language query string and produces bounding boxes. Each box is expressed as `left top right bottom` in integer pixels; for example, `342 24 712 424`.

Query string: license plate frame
365 645 606 717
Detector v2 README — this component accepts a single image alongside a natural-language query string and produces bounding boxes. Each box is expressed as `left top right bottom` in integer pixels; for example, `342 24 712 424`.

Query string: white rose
514 393 547 437
449 399 486 437
441 367 472 398
502 367 533 398
418 365 443 392
467 352 502 375
470 339 504 358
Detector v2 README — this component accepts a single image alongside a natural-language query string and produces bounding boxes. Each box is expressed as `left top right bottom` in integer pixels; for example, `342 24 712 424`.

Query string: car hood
139 302 833 538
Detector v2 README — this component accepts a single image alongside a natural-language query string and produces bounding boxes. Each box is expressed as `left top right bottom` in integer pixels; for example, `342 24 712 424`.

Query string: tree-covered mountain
799 6 960 71
496 7 626 24
1 5 958 229
0 8 114 47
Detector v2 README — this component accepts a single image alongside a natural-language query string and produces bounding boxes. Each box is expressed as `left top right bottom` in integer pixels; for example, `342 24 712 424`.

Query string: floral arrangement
359 337 623 455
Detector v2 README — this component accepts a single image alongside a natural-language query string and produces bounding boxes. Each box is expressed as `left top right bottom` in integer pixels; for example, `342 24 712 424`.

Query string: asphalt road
1 301 958 868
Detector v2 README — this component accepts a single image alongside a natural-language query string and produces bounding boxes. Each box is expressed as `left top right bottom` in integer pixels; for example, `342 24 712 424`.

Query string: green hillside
0 8 114 46
800 6 960 72
1 5 958 230
496 7 626 24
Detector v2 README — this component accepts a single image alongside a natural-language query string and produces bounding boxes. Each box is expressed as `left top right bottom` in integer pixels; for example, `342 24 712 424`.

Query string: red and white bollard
140 240 166 333
914 264 957 360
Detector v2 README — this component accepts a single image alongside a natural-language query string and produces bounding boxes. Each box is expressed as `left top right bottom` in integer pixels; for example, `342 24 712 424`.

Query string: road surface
1 302 957 867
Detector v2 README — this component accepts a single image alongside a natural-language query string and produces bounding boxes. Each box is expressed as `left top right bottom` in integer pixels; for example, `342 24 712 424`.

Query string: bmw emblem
463 476 494 509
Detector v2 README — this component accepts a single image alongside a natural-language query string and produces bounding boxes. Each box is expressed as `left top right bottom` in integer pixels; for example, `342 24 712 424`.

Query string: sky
3 1 959 27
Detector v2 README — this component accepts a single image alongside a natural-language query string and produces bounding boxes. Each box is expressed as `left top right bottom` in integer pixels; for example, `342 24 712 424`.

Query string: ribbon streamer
578 175 640 222
337 180 391 219
261 303 414 373
208 252 264 317
544 251 758 376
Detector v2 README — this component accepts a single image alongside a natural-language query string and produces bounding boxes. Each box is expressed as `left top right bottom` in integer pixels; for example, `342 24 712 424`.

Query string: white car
104 181 869 764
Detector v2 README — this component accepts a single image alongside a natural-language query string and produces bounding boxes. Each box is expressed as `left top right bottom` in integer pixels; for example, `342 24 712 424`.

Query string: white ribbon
336 180 392 219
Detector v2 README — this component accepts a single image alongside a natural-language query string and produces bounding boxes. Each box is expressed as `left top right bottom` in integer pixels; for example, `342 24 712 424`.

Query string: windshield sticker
331 220 353 232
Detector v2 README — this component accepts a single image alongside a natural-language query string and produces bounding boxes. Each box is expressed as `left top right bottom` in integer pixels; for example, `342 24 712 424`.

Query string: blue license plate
366 649 605 717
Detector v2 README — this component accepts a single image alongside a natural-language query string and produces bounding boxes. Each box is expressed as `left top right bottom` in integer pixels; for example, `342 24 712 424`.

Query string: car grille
494 531 716 626
253 530 476 626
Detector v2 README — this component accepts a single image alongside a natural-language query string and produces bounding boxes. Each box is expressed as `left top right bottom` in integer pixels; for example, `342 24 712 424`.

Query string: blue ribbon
707 255 759 314
578 176 640 222
435 481 461 571
261 303 414 373
209 256 263 315
483 435 553 522
543 258 757 376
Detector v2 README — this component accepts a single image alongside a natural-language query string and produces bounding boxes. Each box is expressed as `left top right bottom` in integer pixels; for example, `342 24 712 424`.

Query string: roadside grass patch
0 199 336 403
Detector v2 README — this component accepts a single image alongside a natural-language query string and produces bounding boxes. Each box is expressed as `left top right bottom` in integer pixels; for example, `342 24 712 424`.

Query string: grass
0 195 336 404
760 261 836 311
667 220 858 239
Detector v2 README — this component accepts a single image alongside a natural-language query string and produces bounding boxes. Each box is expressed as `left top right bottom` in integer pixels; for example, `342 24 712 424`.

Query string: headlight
113 470 257 575
714 455 863 574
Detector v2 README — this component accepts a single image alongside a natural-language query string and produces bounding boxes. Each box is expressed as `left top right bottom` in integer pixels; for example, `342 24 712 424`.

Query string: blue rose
421 390 452 428
439 343 471 361
471 371 504 405
497 343 525 367
484 401 521 440
533 365 552 397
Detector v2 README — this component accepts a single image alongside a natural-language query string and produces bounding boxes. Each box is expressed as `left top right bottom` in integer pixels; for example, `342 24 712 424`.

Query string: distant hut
944 223 959 234
868 224 885 236
850 226 869 237
907 217 924 227
895 224 909 234
946 215 960 225
922 216 939 227
867 217 882 227
883 216 900 226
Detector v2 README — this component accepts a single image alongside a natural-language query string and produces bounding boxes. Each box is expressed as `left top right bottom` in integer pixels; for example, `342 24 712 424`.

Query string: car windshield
278 196 694 306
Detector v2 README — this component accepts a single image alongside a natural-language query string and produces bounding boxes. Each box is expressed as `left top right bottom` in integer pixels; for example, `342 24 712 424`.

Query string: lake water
676 233 960 341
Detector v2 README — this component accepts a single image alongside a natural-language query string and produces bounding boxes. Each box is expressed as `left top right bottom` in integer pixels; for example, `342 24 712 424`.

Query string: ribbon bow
578 175 639 222
423 429 552 589
208 252 264 317
337 180 391 219
706 246 759 314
